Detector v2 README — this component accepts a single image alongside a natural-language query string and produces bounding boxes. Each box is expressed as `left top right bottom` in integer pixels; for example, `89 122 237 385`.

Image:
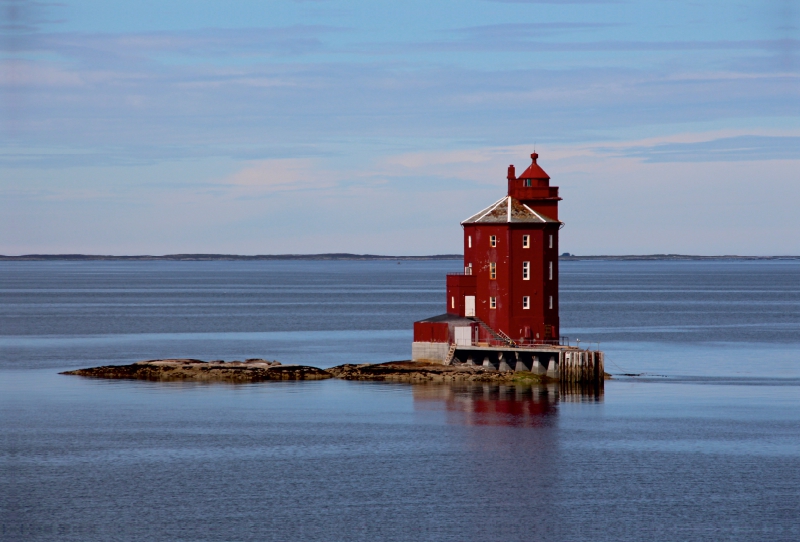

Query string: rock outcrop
62 359 331 382
327 361 546 383
62 359 550 384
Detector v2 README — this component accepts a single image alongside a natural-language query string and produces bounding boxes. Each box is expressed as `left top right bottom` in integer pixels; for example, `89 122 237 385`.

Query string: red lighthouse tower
412 152 563 363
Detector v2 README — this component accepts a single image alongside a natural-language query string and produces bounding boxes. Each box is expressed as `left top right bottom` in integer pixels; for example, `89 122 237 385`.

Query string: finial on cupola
531 152 539 164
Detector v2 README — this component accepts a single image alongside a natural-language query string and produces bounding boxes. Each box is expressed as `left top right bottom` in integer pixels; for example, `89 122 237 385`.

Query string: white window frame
522 235 530 248
451 296 455 309
490 297 497 309
490 235 496 247
468 235 472 248
522 296 530 309
549 235 553 249
549 296 553 309
549 261 553 280
489 262 496 280
522 261 530 280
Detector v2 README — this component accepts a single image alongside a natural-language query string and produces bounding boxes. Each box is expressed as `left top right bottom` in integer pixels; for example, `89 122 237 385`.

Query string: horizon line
1 253 800 261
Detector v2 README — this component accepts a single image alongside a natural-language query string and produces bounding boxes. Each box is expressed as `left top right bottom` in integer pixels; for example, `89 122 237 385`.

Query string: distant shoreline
0 253 798 262
0 253 463 261
560 255 800 261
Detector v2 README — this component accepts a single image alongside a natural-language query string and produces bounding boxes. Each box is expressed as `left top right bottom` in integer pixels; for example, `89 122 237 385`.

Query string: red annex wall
413 321 450 343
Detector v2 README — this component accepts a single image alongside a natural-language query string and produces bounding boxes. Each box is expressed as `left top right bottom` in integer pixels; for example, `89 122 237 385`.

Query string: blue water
2 260 799 541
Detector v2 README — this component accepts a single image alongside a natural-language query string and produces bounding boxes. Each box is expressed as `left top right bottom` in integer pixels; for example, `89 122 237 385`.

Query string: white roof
461 196 559 224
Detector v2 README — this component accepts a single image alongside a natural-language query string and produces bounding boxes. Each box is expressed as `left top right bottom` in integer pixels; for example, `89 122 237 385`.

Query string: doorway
464 296 475 317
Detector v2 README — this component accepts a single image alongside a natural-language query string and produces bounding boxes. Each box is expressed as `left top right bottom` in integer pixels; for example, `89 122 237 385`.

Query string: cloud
0 0 65 34
217 158 331 197
28 26 343 68
3 136 800 255
607 135 800 163
3 55 797 169
455 22 623 40
386 36 800 55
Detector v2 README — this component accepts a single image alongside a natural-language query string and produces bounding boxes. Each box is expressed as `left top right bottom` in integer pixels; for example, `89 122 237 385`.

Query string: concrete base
452 346 562 374
546 356 559 379
411 342 449 363
412 343 603 384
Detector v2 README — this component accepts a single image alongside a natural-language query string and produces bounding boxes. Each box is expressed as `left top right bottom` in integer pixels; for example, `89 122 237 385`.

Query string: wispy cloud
0 0 65 34
2 0 799 254
3 52 797 167
18 26 344 74
382 36 800 55
216 158 330 197
455 22 623 40
606 135 800 163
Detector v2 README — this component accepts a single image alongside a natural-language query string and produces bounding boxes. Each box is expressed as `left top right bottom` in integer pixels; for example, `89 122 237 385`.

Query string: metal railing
458 335 572 349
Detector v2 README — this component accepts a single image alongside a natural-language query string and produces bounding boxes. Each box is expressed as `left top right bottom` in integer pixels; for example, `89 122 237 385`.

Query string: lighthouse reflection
412 382 603 427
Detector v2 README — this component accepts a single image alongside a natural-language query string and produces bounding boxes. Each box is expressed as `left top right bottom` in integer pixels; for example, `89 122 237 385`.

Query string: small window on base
490 297 497 309
522 296 530 309
522 235 530 248
490 235 497 247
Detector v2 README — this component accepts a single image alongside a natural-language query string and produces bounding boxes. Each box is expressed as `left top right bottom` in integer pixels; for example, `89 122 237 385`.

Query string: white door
464 296 475 317
454 326 472 346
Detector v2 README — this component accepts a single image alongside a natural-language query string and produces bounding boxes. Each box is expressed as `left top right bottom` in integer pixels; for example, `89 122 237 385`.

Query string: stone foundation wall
411 342 449 363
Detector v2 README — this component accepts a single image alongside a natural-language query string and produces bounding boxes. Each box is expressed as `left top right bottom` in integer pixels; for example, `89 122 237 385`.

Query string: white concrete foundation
411 342 449 363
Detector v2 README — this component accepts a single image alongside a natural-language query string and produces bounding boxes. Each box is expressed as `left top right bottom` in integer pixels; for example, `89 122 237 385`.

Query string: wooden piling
559 349 604 386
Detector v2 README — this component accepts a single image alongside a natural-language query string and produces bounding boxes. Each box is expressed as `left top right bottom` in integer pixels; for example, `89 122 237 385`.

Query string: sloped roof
461 196 559 224
517 153 550 180
416 313 475 325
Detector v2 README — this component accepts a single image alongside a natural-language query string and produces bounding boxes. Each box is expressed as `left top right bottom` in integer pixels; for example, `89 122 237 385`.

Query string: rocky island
62 359 331 382
62 359 551 384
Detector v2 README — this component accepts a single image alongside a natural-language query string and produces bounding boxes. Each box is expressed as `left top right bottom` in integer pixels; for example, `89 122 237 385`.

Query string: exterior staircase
470 317 517 347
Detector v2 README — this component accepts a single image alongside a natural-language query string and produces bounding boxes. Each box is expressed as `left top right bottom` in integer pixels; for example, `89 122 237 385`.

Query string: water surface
1 260 799 541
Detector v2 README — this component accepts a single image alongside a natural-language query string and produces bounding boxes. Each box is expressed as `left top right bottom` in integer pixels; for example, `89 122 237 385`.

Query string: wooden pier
560 349 604 384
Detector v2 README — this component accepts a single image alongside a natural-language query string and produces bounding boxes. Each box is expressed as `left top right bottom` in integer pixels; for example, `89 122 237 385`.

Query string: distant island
559 254 800 261
1 253 798 261
0 253 463 261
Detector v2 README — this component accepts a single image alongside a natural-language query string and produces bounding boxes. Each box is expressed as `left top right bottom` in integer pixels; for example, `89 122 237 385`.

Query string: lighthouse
412 152 569 368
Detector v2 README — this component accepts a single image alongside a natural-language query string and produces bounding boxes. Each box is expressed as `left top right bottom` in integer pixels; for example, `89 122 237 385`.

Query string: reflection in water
413 382 603 427
560 381 605 403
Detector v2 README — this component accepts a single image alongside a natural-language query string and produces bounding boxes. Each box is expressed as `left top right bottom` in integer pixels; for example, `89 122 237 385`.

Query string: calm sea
1 260 799 541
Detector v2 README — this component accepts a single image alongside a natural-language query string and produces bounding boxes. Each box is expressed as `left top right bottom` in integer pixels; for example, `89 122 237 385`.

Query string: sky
1 0 798 256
